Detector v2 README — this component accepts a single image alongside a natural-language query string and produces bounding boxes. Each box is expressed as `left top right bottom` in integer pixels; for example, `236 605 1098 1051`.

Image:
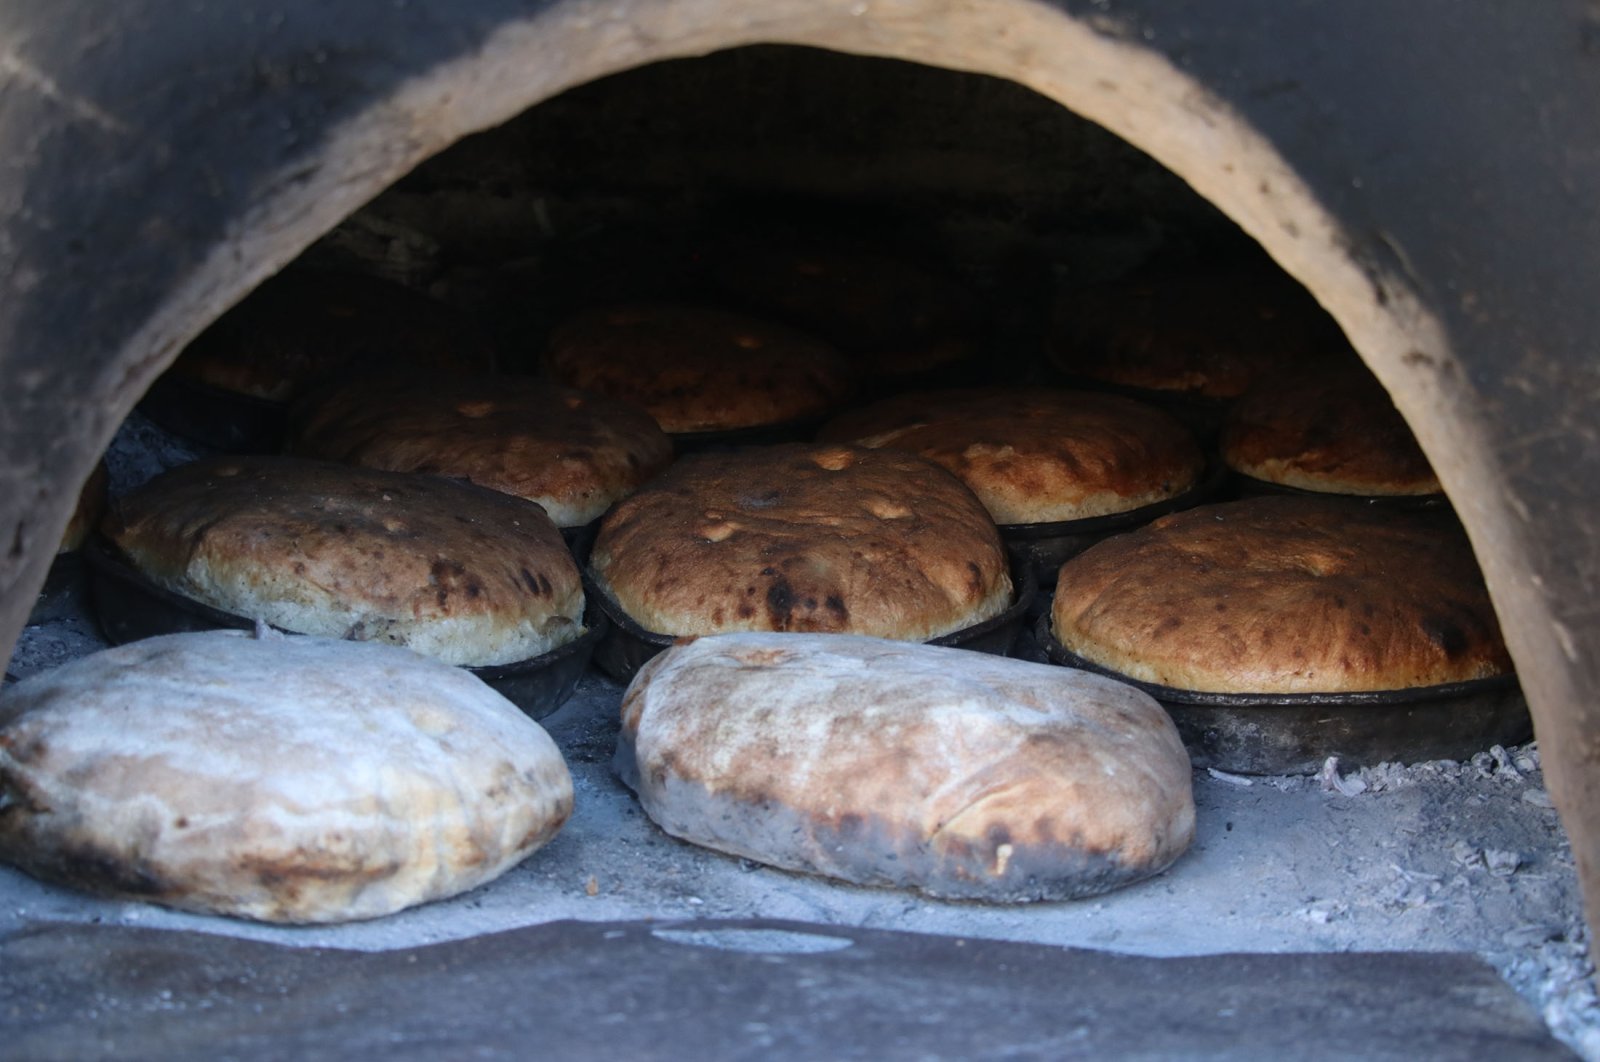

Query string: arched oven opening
3 7 1598 1055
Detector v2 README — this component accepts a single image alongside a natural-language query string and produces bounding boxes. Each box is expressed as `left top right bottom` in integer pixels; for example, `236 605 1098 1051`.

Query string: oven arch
4 0 1597 952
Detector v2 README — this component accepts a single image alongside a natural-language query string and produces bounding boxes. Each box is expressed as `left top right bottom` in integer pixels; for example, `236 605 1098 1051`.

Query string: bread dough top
289 372 672 526
1051 496 1512 693
543 302 856 433
1049 271 1338 399
106 456 584 666
820 387 1205 523
1221 365 1440 495
591 444 1011 640
0 631 572 923
707 239 976 377
619 632 1194 899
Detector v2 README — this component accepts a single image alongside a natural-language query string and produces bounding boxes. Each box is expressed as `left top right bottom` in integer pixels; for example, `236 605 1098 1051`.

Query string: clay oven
2 1 1599 1053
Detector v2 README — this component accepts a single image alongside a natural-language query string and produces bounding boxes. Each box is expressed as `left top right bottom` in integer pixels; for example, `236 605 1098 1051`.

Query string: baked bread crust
591 444 1011 640
618 633 1194 900
1051 497 1512 693
0 631 572 923
1221 367 1441 495
288 373 673 527
104 457 584 667
708 241 976 377
819 387 1205 524
171 269 496 401
1049 272 1335 399
542 302 855 433
59 461 108 554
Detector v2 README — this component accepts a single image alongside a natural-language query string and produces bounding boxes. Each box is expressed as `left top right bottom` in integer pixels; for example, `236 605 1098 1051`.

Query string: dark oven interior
5 44 1597 1053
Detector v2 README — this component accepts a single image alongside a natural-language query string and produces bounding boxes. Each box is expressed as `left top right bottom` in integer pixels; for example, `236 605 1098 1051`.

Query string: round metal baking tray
1225 471 1451 511
999 461 1228 587
137 372 289 453
83 536 603 721
1033 615 1530 776
668 416 830 455
586 552 1038 684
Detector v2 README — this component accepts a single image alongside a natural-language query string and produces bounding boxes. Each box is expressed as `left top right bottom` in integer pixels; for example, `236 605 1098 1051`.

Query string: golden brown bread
104 457 583 666
170 268 496 401
542 302 856 433
1221 365 1440 495
288 372 673 527
591 444 1012 640
1049 271 1338 399
819 387 1205 524
619 633 1194 900
59 461 109 554
1051 497 1511 693
707 240 976 378
0 631 572 923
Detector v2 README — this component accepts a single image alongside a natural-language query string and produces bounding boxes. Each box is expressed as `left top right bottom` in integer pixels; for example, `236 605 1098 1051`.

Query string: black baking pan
1033 616 1530 776
137 372 289 453
29 550 91 624
83 536 604 721
586 552 1038 684
1000 461 1228 588
1225 471 1451 511
668 416 830 455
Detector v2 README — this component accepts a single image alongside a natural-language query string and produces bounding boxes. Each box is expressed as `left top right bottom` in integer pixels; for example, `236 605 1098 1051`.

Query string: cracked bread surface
1051 497 1511 693
618 633 1194 899
590 444 1010 640
105 457 583 667
821 387 1204 523
289 372 671 527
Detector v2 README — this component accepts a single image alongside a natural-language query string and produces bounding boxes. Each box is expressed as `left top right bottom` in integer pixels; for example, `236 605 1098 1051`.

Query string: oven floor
3 413 1596 1056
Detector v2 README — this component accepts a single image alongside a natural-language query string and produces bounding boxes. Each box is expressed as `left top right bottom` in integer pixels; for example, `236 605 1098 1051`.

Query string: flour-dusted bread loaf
1049 270 1337 399
170 268 496 401
819 387 1205 524
288 372 673 527
542 302 856 434
706 239 977 379
1051 497 1512 693
0 631 573 923
104 457 584 667
618 633 1194 899
590 444 1012 640
1221 365 1441 496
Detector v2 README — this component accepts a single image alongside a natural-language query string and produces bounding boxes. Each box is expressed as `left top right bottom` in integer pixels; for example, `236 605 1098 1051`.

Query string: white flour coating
621 633 1194 900
0 632 573 923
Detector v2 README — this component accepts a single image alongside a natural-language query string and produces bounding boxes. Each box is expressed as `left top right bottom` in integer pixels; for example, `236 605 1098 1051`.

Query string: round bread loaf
171 268 496 401
1049 271 1336 399
819 387 1205 524
59 460 108 554
1221 366 1440 495
590 444 1011 640
288 372 673 527
707 240 976 378
1051 497 1511 693
0 631 573 923
618 633 1195 900
104 457 584 667
542 302 855 433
